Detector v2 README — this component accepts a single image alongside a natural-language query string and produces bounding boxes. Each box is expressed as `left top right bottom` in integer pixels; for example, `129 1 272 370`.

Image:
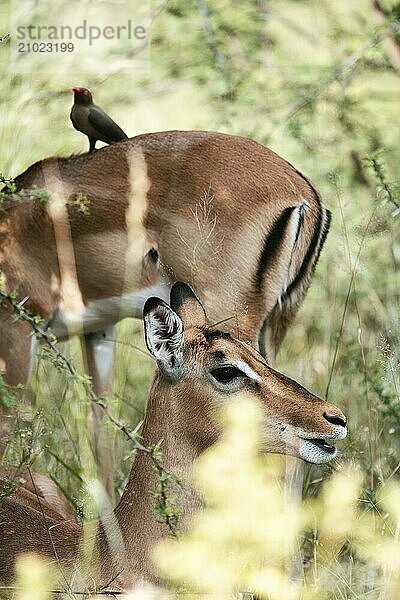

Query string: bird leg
89 138 97 153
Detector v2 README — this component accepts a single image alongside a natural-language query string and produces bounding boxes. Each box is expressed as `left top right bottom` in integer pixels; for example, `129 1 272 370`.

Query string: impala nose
323 411 347 428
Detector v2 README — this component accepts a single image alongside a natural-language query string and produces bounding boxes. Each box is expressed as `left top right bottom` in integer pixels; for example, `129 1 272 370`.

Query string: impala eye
210 366 245 384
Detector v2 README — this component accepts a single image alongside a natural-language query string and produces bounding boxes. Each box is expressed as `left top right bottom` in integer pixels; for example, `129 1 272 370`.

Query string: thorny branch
0 289 180 537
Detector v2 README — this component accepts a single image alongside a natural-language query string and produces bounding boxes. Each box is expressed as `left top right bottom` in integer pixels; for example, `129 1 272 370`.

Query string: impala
0 283 347 590
0 463 76 523
0 130 330 493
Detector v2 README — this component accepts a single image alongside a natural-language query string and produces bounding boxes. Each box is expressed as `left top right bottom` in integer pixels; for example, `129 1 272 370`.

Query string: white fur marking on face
296 426 347 442
296 424 347 464
299 439 337 464
230 359 263 383
271 421 347 465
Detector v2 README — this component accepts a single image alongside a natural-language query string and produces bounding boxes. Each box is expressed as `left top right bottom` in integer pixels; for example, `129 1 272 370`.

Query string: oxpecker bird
70 87 128 152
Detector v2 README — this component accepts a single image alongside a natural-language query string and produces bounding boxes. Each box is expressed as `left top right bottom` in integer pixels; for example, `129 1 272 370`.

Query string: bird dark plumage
70 87 128 152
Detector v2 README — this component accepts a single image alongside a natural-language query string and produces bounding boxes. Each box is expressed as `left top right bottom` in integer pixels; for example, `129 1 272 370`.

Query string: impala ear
143 297 184 378
170 282 206 329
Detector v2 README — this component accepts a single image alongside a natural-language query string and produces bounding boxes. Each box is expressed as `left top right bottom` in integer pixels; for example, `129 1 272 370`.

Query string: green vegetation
1 0 400 596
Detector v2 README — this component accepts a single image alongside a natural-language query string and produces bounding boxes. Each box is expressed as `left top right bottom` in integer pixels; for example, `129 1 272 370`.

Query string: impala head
144 283 347 464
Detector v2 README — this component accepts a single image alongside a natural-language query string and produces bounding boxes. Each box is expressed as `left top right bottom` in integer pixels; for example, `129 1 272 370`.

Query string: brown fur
0 464 76 522
0 131 328 374
0 131 330 494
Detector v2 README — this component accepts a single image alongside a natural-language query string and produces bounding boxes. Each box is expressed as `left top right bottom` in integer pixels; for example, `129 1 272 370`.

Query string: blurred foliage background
1 0 400 596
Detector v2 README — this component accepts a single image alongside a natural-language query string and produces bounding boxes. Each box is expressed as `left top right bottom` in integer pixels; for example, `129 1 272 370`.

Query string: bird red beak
72 87 82 94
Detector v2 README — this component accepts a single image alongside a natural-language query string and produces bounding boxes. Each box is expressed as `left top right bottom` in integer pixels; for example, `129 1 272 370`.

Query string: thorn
132 419 144 436
16 296 30 308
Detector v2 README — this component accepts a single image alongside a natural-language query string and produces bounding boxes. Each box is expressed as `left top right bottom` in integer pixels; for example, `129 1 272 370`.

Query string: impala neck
103 373 204 582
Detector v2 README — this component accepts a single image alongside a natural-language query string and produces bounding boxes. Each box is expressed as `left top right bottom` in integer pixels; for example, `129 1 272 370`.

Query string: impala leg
0 309 32 457
82 325 117 505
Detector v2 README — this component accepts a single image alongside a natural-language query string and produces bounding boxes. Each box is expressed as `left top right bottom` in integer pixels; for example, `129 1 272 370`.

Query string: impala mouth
299 437 338 464
307 438 336 454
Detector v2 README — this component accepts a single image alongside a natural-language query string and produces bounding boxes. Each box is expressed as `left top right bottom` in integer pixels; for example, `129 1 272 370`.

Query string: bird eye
210 366 245 384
